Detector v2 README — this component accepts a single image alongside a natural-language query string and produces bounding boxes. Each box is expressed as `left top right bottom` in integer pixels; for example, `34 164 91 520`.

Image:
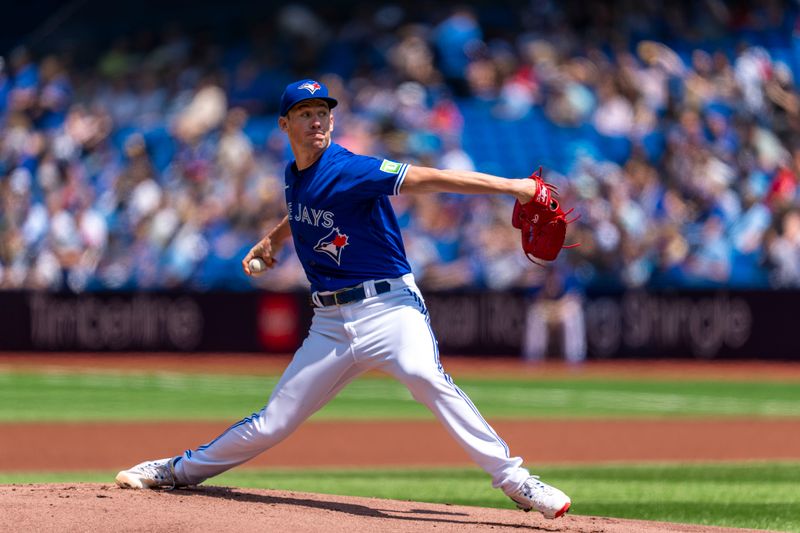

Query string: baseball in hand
248 257 267 274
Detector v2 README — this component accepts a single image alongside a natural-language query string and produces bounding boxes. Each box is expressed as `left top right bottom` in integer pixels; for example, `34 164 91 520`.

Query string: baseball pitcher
116 79 573 519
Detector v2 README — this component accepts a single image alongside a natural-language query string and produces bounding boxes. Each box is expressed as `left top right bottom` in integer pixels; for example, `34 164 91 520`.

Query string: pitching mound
0 484 765 532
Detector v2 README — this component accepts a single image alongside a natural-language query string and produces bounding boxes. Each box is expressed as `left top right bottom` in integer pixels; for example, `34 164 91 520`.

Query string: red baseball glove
511 167 579 263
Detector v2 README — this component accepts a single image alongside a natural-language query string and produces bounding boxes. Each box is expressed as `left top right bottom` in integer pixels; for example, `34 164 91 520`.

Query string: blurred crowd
2 0 800 292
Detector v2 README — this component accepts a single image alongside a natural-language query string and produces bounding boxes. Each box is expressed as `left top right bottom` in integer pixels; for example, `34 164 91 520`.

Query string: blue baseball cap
279 79 338 116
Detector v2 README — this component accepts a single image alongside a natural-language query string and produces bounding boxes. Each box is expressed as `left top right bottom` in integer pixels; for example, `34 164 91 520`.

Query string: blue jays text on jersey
284 143 412 292
287 202 335 228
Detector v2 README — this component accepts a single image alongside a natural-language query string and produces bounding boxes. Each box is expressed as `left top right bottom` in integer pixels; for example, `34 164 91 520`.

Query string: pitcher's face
280 100 334 151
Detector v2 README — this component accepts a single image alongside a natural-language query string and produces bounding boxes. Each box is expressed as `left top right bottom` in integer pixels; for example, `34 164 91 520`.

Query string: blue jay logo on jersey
298 81 321 94
314 228 350 265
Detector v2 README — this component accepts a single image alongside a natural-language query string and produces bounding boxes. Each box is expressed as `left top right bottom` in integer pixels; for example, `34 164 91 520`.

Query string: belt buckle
332 287 348 306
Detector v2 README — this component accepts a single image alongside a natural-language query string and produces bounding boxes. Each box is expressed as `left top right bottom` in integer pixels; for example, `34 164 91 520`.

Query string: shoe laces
140 460 176 489
520 476 553 499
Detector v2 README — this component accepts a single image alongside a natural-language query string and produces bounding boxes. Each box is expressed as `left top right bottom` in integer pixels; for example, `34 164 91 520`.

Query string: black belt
315 280 393 307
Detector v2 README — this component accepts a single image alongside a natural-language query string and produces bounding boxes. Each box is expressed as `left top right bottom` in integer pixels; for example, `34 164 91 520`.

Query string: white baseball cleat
116 457 180 489
506 476 571 519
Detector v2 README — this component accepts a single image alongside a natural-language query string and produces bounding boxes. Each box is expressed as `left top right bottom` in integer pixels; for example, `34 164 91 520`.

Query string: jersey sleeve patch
380 159 403 174
333 149 408 199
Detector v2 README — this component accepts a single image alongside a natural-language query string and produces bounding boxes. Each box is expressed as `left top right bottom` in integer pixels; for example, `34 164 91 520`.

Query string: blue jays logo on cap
298 81 321 94
280 79 339 116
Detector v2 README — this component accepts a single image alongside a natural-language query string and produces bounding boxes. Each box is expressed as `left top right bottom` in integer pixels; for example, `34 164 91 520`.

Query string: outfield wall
0 290 795 359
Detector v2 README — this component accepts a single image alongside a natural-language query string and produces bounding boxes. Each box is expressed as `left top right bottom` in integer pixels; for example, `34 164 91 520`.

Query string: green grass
2 462 798 531
2 369 800 422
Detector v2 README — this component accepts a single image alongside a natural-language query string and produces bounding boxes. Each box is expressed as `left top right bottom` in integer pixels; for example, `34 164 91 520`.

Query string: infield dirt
0 484 775 533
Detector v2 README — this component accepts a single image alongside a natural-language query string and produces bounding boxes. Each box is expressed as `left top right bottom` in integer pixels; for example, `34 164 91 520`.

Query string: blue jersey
284 143 412 292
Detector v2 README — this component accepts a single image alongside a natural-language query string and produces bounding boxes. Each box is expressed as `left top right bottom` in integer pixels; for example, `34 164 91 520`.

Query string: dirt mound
0 484 767 533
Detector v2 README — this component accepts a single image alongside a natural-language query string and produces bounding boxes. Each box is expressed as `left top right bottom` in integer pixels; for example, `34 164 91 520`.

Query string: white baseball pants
174 274 530 493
